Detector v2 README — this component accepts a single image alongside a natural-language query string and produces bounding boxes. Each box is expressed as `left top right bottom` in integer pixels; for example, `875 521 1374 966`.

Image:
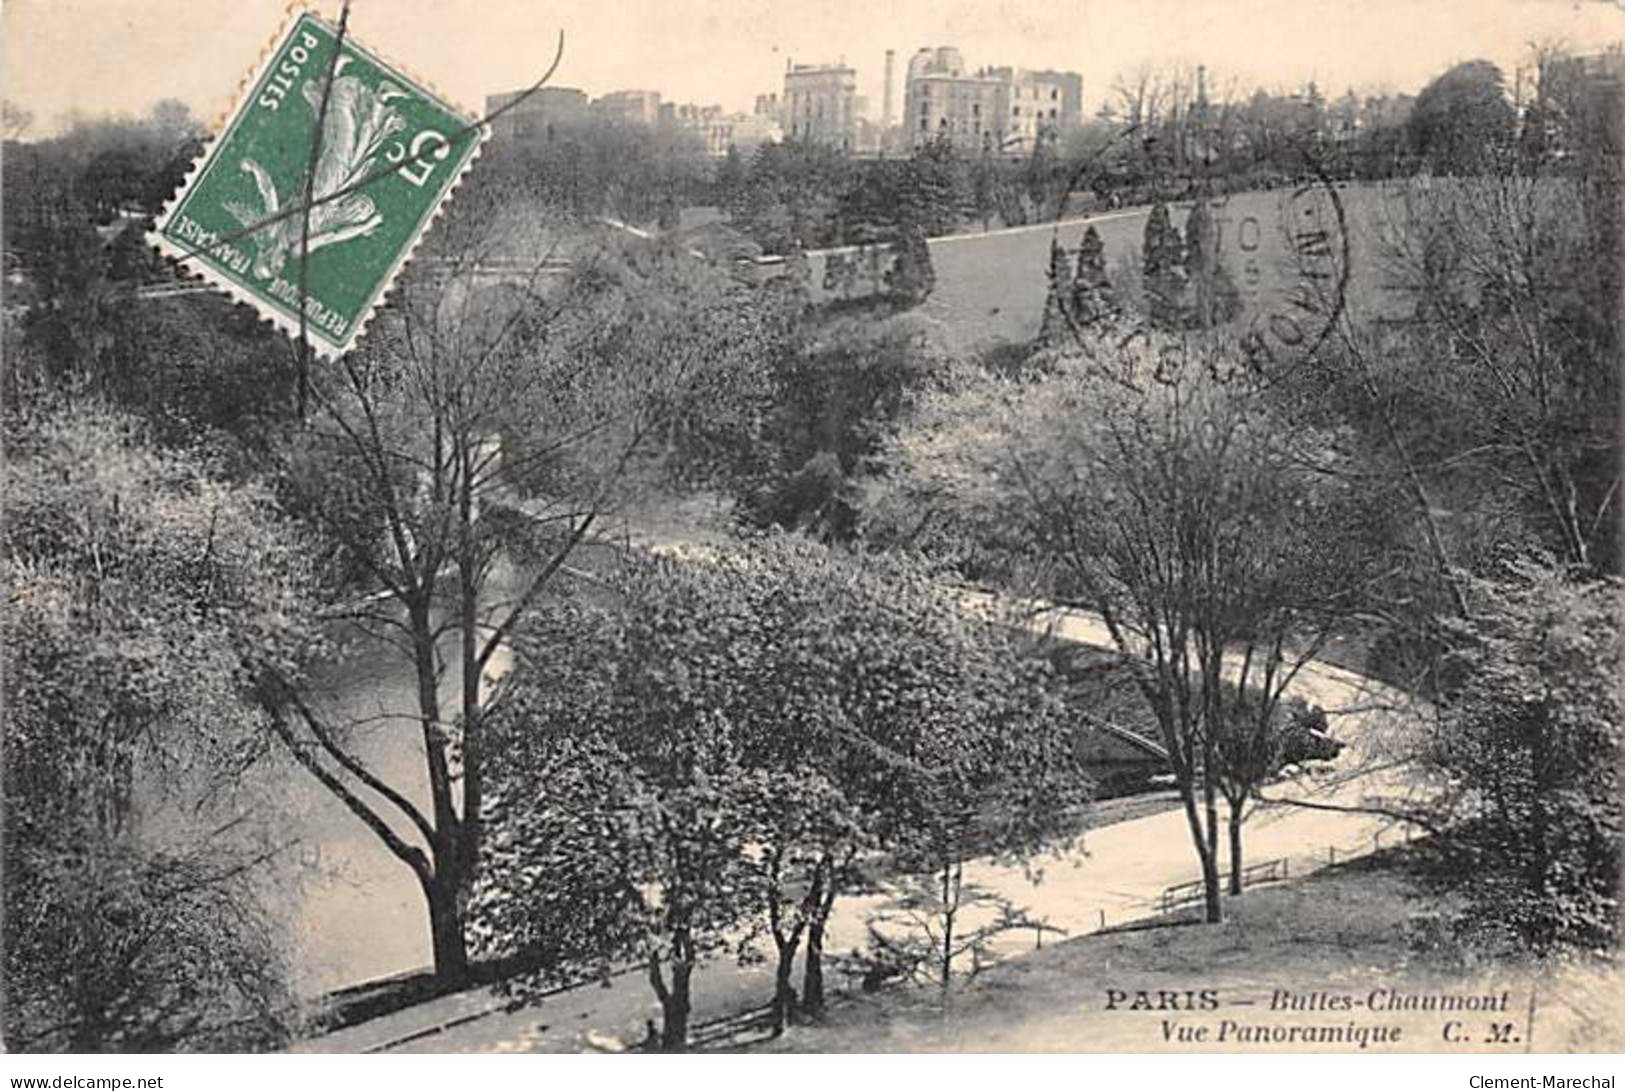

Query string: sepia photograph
0 0 1622 1073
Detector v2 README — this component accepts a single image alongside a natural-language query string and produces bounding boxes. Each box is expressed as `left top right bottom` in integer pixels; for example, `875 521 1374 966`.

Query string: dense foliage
733 314 940 542
1426 562 1622 953
2 408 310 1050
471 537 1086 1047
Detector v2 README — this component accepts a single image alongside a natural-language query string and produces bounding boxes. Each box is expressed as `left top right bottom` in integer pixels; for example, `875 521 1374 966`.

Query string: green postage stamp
150 10 488 358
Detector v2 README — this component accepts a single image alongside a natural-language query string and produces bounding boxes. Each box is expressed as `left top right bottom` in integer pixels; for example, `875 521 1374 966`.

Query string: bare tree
886 337 1372 921
1111 64 1171 130
2 99 32 141
261 178 770 982
1364 163 1618 577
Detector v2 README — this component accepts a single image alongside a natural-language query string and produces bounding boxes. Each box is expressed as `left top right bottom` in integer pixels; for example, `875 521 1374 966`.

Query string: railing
1241 855 1290 886
1155 856 1290 915
1157 876 1209 915
1150 825 1417 919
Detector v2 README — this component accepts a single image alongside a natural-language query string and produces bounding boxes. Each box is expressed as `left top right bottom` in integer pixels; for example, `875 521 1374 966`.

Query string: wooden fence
1155 856 1290 915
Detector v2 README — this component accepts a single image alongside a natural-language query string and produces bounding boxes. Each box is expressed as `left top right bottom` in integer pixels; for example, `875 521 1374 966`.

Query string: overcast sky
4 0 1623 136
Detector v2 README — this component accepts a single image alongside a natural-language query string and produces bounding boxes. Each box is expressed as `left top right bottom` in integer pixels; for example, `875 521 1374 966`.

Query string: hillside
751 849 1620 1054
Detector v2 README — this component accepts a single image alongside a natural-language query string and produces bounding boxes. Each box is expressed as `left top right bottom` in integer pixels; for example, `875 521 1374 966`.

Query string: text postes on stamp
149 10 488 358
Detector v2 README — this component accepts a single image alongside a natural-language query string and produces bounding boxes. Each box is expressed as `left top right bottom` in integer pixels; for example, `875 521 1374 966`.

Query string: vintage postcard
2 0 1621 1078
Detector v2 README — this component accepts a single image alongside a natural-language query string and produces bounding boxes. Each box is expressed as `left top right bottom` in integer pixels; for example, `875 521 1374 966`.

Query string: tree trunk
662 960 692 1051
649 932 694 1051
1227 803 1245 896
939 859 960 989
457 448 484 892
800 863 839 1018
423 872 470 983
409 604 466 982
802 918 826 1018
1175 774 1223 923
1202 741 1223 922
1199 843 1223 922
1528 700 1553 948
770 939 800 1037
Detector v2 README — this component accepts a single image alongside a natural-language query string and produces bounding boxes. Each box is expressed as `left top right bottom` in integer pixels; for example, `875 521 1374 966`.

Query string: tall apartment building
595 89 663 126
903 46 1082 154
782 61 859 150
485 86 590 142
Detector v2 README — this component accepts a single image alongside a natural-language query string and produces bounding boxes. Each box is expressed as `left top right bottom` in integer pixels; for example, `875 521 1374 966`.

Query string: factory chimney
883 48 896 128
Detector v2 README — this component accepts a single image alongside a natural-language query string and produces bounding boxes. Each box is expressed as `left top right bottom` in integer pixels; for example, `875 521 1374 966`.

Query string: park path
294 593 1433 1054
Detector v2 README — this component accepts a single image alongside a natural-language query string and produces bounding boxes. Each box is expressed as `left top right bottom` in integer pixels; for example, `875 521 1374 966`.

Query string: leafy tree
735 140 849 252
901 136 962 239
856 619 1083 990
971 148 997 232
1023 131 1059 215
1181 200 1241 329
474 536 1087 1041
656 191 681 232
721 537 875 1030
2 407 308 1051
737 315 936 542
781 243 813 303
481 116 710 227
1407 60 1517 175
6 112 298 462
885 220 936 305
715 144 748 214
1069 224 1118 331
790 548 1085 1003
474 554 762 1050
1425 560 1621 952
739 770 866 1033
835 160 903 245
1142 202 1186 331
1035 238 1075 348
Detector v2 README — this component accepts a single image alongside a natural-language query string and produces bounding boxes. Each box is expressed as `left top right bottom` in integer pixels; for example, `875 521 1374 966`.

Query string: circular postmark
1045 130 1349 381
1228 152 1350 379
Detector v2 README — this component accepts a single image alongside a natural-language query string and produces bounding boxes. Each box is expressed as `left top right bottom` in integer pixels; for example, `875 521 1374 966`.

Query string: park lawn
749 848 1621 1053
915 182 1408 358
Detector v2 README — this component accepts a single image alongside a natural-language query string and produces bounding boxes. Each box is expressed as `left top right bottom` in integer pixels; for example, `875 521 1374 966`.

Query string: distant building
727 113 782 155
670 102 723 151
783 61 859 150
754 92 782 126
1004 66 1083 147
485 86 589 142
669 102 780 157
905 48 1000 152
596 89 663 126
903 46 1082 154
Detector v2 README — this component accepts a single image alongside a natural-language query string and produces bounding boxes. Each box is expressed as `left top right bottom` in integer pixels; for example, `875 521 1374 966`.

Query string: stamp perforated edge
146 4 491 360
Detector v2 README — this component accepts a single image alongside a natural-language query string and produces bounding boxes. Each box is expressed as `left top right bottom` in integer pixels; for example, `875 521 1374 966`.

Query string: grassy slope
751 849 1620 1053
914 183 1406 357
